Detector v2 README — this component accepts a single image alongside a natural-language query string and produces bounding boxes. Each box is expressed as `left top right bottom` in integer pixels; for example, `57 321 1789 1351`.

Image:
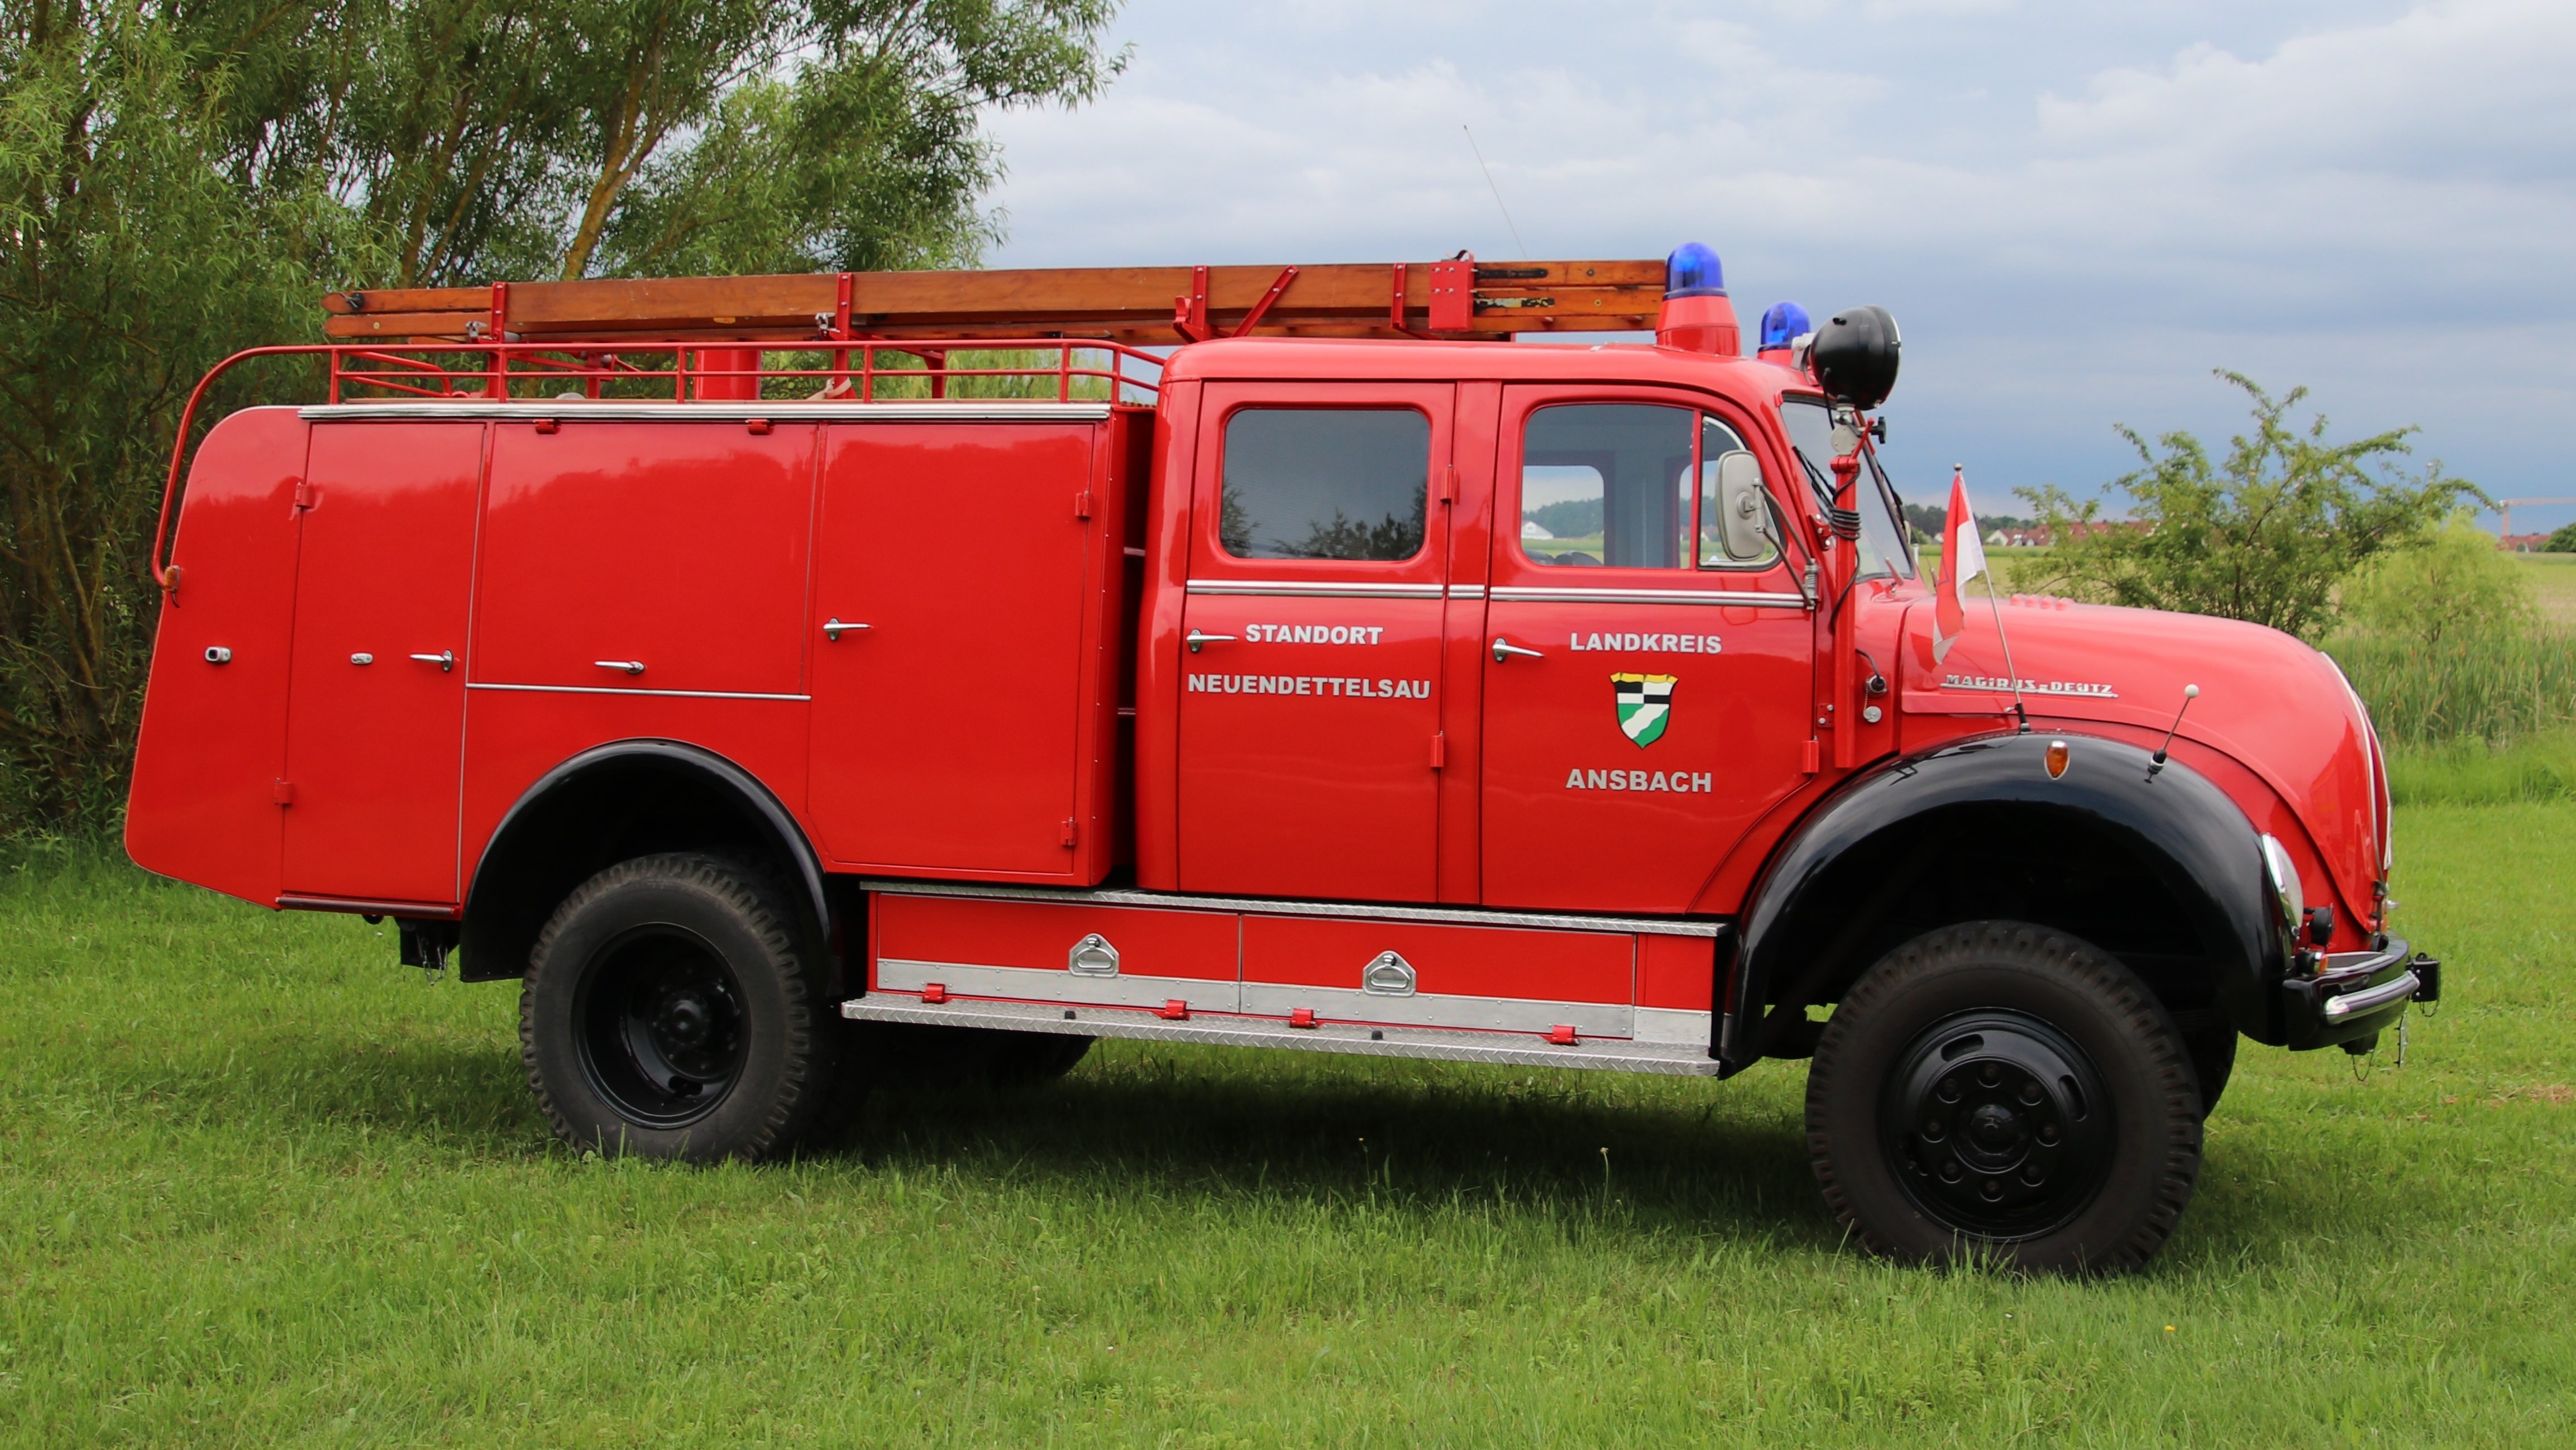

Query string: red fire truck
125 246 2434 1272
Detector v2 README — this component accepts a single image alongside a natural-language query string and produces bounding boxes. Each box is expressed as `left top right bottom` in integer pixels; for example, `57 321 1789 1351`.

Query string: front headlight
2259 833 2304 955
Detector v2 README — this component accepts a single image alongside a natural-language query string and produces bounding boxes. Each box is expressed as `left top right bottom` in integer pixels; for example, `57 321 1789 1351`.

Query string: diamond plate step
840 996 1722 1076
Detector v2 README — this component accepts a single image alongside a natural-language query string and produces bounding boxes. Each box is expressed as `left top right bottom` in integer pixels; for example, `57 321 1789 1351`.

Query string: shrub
2341 513 2535 650
2014 373 2475 641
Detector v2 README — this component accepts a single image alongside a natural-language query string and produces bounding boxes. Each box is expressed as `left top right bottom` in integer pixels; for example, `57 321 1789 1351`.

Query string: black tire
1805 920 2202 1274
521 853 834 1161
2168 1007 2239 1118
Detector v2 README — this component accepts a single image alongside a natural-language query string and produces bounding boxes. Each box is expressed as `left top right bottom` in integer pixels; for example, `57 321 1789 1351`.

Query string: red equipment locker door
474 421 818 697
1174 384 1455 902
279 421 485 905
807 419 1101 875
1477 388 1815 913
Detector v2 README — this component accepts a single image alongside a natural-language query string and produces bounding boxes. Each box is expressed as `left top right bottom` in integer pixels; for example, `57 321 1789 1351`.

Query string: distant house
1986 521 2148 549
2501 532 2549 553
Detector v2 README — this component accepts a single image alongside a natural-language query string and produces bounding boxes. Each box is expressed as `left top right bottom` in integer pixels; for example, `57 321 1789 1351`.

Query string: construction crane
2494 497 2576 546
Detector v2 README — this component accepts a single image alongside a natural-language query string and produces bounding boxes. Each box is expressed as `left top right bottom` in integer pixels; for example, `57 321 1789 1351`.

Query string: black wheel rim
572 924 748 1129
1880 1010 2115 1241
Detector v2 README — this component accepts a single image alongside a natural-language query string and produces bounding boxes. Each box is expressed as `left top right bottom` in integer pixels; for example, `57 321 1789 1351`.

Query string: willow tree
0 0 1124 830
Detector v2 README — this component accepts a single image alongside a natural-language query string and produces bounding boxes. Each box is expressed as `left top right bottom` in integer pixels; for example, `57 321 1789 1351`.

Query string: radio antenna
1463 125 1528 258
2147 684 2201 778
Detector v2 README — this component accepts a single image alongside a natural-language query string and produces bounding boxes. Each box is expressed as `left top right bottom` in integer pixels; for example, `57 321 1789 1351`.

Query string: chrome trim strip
2319 943 2414 980
840 998 1725 1076
300 400 1112 423
1489 585 1807 608
1447 584 1488 599
876 958 1241 1013
1185 579 1445 600
1236 982 1629 1036
859 879 1729 938
1633 1007 1715 1046
2322 970 2421 1023
467 681 809 702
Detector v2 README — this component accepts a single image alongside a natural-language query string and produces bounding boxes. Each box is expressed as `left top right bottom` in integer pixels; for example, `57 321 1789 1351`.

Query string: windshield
1779 398 1916 580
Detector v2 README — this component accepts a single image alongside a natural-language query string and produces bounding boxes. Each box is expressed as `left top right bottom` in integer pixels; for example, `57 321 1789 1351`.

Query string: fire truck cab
125 246 2435 1272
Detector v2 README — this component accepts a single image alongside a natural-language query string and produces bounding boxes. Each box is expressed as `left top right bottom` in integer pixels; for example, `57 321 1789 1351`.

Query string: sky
979 0 2576 532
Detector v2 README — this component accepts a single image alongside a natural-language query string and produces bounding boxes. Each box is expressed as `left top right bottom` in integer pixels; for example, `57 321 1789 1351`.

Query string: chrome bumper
2281 938 2439 1050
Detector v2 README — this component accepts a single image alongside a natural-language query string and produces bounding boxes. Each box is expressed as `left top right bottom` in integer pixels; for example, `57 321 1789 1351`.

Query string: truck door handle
1186 629 1236 653
409 651 454 672
594 660 645 676
1492 637 1543 662
823 618 869 641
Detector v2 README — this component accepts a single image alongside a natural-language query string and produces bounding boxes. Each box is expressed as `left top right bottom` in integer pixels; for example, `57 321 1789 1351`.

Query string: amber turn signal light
2044 740 2070 779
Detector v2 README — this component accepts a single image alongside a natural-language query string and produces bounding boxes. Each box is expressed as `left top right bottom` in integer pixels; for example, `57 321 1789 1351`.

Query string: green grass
2328 626 2576 749
2 814 2572 1447
2387 729 2576 806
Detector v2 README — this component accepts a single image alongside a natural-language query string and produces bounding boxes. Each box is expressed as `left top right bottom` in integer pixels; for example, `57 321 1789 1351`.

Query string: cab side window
1218 408 1429 562
1519 404 1692 569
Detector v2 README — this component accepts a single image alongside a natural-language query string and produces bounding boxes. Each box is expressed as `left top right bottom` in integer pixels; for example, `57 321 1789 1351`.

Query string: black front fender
1720 732 2281 1071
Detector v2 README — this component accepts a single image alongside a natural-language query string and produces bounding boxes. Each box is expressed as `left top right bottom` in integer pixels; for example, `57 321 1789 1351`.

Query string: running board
839 996 1724 1076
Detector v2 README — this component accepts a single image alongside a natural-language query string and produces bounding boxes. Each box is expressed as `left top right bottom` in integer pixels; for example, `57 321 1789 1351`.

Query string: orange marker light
2045 740 2071 780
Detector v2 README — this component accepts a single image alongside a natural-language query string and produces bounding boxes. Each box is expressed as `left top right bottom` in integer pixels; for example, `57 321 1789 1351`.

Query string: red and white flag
1933 465 1987 664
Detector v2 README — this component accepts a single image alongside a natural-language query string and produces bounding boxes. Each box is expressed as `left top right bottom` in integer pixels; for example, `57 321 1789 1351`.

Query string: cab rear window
1218 408 1430 562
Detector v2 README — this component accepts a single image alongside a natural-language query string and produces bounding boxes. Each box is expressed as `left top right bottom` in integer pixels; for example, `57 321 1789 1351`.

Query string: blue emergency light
1664 243 1726 298
1759 302 1812 351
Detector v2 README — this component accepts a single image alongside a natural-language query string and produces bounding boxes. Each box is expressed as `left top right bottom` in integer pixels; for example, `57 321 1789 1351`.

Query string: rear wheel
1805 920 2202 1273
521 854 834 1161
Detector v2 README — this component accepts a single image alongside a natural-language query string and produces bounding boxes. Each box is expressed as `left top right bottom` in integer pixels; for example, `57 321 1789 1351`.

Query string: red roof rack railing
149 337 1164 594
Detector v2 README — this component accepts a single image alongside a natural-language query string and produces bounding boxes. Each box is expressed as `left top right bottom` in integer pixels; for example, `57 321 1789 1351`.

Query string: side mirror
1714 450 1774 561
1813 304 1901 409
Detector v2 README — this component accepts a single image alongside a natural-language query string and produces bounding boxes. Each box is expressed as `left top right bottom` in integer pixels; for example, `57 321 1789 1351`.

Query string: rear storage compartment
125 408 310 907
131 399 1145 913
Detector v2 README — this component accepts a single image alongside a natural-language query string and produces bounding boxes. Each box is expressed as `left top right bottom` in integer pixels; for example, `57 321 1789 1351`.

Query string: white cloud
981 0 2576 521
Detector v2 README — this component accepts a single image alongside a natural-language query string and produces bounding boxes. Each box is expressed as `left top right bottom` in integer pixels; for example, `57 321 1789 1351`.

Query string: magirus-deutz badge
1612 672 1676 747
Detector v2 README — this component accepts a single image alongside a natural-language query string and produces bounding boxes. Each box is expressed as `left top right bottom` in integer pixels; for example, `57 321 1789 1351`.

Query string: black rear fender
456 741 841 986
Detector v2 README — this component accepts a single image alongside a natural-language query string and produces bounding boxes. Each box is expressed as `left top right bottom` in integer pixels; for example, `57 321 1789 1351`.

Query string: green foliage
1525 495 1602 540
0 6 371 829
2326 624 2576 748
0 824 2568 1443
2016 372 2477 641
2341 513 2535 650
0 0 1126 832
329 0 1129 286
2546 520 2576 554
2383 730 2576 806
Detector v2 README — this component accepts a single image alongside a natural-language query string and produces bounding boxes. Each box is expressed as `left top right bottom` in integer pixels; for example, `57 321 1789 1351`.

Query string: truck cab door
279 421 484 907
1476 389 1815 914
1174 384 1455 902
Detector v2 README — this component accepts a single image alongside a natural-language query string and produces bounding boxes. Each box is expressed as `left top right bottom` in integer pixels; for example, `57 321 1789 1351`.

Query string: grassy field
1 807 2570 1447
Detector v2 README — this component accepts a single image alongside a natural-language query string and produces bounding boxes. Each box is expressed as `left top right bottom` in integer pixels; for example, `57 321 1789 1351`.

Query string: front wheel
1805 921 2203 1274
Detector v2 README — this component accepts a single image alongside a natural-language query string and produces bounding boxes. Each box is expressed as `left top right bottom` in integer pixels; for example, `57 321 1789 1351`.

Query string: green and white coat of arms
1612 672 1676 748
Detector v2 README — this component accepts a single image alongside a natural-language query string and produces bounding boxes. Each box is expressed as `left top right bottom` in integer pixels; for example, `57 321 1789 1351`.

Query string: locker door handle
1491 637 1543 662
1185 629 1235 653
594 660 645 676
823 619 870 641
409 651 455 672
